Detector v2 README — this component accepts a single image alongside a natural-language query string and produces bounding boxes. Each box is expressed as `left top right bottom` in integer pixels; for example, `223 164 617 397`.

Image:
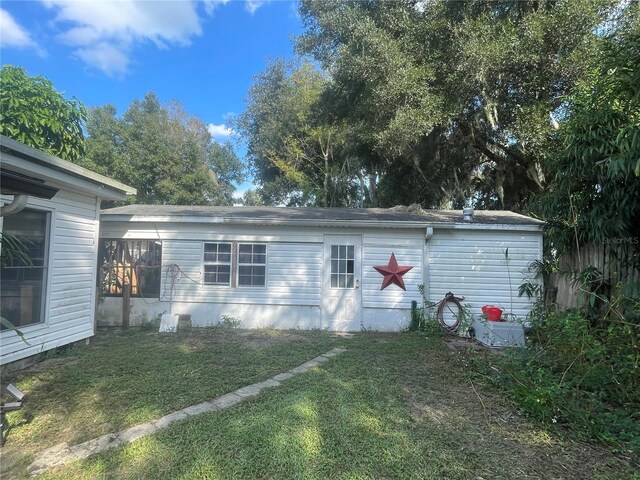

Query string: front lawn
0 328 337 478
1 329 635 479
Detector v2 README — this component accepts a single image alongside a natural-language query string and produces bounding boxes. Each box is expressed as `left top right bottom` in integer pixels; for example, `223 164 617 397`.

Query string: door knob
355 279 360 288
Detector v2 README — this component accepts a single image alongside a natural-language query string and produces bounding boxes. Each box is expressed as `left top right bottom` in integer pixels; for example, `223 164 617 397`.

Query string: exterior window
98 240 162 297
237 243 266 287
203 243 231 285
1 208 50 329
330 245 354 289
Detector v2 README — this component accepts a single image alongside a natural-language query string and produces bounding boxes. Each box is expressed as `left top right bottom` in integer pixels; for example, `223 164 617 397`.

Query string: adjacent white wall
97 221 542 332
426 228 542 321
1 191 100 365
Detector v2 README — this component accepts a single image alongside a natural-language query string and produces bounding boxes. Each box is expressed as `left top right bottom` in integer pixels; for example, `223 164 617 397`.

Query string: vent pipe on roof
462 207 474 222
0 194 29 217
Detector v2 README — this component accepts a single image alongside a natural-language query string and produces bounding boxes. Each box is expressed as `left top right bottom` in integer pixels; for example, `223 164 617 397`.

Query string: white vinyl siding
1 190 99 365
156 239 322 306
427 229 542 320
361 231 424 309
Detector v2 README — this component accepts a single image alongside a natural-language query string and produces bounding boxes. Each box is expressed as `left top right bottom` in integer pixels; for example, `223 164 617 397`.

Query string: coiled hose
435 292 465 332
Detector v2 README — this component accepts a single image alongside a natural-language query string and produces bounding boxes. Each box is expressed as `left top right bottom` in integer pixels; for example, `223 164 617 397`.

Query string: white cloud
5 0 274 76
208 123 233 138
245 0 269 14
42 0 205 75
202 0 229 15
75 42 130 77
0 8 44 54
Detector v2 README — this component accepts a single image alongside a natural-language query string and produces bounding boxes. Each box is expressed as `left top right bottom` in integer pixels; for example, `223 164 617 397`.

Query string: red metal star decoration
373 253 413 291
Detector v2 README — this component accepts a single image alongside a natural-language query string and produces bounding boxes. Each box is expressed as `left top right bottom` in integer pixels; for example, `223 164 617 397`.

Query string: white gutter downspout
425 226 434 241
0 194 29 217
423 226 434 313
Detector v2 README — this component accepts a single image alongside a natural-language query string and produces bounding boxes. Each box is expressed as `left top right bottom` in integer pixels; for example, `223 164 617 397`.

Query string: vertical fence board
550 244 638 310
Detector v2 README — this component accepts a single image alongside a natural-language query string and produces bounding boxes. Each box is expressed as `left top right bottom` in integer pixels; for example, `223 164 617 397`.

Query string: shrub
485 307 640 453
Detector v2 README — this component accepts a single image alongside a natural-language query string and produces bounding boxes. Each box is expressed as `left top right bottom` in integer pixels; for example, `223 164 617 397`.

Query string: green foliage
484 297 640 453
83 93 245 206
236 189 266 206
0 232 32 268
234 60 360 206
532 18 640 262
293 0 624 210
216 315 242 330
0 65 87 162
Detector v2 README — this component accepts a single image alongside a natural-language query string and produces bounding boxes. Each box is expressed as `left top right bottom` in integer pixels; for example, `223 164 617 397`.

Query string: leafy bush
484 306 639 454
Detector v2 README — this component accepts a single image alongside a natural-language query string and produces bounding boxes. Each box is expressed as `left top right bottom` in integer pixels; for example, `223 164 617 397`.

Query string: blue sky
0 0 303 194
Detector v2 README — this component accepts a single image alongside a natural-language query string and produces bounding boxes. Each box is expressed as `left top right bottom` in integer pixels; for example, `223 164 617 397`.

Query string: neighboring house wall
98 223 425 331
1 191 100 364
427 228 543 321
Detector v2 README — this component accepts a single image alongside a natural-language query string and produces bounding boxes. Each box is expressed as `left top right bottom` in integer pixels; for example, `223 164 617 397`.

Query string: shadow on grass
0 328 340 479
31 333 637 480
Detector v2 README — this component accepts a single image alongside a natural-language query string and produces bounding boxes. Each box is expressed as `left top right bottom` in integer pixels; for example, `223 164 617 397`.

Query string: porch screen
98 240 162 297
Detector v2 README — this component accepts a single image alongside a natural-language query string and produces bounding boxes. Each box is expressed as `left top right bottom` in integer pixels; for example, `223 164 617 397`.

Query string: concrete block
212 393 243 409
117 422 158 443
69 434 122 460
181 402 218 416
272 372 295 382
28 443 72 474
234 384 263 398
153 410 190 430
254 379 280 389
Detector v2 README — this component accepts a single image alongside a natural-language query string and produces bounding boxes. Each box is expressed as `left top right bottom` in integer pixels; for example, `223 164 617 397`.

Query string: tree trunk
324 152 329 208
368 173 379 207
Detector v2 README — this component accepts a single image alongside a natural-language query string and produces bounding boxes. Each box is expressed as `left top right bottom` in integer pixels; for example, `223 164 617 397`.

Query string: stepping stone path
27 348 347 477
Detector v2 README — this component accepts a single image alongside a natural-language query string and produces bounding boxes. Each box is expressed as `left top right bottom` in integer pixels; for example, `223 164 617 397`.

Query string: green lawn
1 329 635 479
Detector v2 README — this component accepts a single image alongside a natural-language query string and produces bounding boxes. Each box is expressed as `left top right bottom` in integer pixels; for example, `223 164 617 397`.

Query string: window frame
202 242 233 287
0 206 52 330
236 242 267 288
329 244 355 290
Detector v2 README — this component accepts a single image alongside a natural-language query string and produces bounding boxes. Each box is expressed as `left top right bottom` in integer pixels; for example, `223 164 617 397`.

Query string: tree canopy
0 65 87 162
234 60 361 207
532 19 640 261
239 0 631 210
82 93 244 205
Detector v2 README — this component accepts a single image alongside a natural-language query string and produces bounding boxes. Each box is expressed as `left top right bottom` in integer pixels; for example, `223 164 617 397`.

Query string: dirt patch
237 331 311 349
149 329 313 350
22 357 79 373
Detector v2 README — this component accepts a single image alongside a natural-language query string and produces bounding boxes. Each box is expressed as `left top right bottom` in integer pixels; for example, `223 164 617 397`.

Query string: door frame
321 234 362 331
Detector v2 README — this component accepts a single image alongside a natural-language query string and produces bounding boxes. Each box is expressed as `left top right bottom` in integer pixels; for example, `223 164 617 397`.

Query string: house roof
0 135 136 201
101 205 544 230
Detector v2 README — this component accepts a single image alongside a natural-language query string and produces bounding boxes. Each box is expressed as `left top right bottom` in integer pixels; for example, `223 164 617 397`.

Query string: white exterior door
322 234 362 331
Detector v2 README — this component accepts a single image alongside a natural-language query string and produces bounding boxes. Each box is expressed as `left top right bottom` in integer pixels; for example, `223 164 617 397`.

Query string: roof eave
0 135 136 199
100 214 544 230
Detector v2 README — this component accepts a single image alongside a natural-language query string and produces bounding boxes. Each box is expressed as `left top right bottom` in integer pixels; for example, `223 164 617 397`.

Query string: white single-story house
0 135 135 366
98 205 544 331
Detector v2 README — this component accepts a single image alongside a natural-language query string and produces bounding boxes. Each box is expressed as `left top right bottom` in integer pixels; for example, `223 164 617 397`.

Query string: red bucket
482 305 503 322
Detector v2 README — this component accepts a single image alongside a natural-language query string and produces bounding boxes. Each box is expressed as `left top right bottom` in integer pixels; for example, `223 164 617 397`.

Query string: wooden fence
547 243 640 310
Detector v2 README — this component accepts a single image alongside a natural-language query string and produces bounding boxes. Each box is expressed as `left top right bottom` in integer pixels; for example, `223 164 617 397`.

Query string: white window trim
236 242 267 289
202 242 232 287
